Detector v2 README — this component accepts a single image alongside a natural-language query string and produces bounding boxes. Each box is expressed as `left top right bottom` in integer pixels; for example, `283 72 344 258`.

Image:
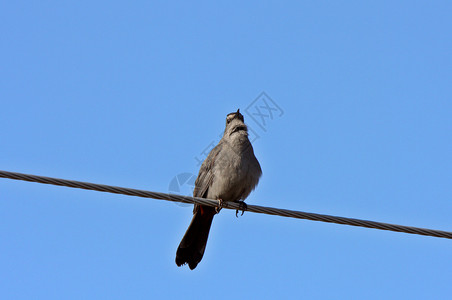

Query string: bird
175 109 262 270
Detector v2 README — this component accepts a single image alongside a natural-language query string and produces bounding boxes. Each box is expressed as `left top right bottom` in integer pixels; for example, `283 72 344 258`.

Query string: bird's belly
207 163 251 202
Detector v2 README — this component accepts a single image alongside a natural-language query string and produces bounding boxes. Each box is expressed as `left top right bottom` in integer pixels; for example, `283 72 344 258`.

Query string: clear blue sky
1 1 451 299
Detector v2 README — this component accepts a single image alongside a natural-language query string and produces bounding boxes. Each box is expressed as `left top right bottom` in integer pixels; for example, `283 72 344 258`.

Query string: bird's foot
236 201 247 218
216 198 223 214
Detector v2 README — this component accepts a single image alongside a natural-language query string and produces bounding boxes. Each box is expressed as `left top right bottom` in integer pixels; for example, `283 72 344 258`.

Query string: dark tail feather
175 205 216 270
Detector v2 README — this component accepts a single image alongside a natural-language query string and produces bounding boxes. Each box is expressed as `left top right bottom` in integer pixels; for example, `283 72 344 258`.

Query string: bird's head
224 109 248 137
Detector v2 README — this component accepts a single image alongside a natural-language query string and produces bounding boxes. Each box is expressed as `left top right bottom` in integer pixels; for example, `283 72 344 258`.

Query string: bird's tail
175 205 216 270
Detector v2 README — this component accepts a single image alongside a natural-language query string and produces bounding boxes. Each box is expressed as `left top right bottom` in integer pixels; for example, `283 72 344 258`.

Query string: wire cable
1 170 451 240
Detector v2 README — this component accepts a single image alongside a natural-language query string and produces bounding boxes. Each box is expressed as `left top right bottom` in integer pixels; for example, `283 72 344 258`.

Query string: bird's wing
193 142 222 201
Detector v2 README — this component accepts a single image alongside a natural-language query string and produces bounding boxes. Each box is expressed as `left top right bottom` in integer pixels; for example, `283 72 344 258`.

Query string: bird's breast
207 147 260 202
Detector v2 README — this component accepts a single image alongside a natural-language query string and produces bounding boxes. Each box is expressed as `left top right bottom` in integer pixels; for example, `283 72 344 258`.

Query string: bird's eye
227 119 231 124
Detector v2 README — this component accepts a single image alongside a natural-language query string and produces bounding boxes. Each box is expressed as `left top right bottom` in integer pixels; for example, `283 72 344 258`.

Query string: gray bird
175 109 262 270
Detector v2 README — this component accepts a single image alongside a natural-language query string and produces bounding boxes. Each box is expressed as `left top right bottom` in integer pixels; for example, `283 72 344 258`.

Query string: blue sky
1 1 451 299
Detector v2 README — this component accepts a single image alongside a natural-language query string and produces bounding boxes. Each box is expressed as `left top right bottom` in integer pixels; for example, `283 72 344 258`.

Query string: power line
1 170 451 240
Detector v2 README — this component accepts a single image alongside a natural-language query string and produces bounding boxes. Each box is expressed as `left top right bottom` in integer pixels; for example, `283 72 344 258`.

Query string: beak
236 108 240 113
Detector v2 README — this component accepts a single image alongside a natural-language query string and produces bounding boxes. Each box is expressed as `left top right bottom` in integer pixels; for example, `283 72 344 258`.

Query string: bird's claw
216 199 223 214
236 202 247 218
